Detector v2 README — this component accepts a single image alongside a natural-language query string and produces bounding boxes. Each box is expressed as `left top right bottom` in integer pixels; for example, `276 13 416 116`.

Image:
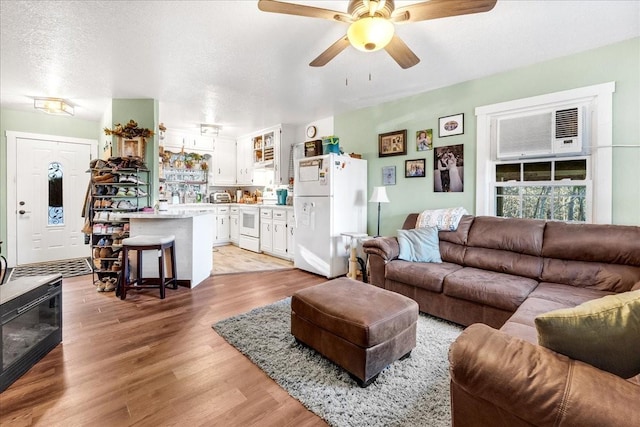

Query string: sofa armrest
449 324 640 427
363 237 399 288
363 236 399 261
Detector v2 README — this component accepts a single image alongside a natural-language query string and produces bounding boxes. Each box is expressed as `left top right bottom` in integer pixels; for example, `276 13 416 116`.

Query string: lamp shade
347 16 395 52
369 186 390 203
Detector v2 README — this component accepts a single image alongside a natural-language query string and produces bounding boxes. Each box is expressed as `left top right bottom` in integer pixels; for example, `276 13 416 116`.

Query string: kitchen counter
122 211 214 288
124 210 216 219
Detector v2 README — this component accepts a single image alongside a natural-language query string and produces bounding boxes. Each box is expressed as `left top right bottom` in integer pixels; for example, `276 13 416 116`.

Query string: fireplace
1 274 62 392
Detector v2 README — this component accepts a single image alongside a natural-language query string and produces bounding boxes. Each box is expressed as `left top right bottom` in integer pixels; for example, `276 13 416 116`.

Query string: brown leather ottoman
291 277 418 387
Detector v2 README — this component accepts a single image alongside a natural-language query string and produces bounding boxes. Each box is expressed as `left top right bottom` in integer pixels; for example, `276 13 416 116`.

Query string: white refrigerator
294 153 367 278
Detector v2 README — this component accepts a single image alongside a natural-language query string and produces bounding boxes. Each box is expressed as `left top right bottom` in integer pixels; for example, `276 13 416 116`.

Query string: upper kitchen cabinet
210 136 236 186
236 136 254 185
242 125 294 186
162 130 214 153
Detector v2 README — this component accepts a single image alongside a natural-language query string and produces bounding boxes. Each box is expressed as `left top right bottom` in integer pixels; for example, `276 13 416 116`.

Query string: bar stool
119 234 177 300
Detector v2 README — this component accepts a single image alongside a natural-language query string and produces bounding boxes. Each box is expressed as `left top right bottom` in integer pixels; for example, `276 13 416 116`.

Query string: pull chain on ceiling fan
258 0 498 69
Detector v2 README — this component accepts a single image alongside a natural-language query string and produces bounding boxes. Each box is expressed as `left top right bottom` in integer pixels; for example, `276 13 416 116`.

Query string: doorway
6 132 98 267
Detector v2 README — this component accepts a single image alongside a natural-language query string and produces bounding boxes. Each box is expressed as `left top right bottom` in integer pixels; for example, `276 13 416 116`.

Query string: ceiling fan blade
309 36 351 67
384 35 420 69
392 0 497 23
258 0 352 23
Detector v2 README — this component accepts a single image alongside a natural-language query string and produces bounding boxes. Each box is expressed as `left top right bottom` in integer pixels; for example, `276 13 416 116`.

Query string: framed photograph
378 130 407 157
434 144 464 192
405 158 426 178
382 166 396 185
438 113 464 137
416 129 433 151
117 136 146 158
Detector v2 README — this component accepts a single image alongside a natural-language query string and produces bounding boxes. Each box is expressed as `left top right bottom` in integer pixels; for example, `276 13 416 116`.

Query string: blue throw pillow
397 227 442 263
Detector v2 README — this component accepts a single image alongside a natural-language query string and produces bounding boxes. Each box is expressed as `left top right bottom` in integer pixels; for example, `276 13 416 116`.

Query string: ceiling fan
258 0 497 69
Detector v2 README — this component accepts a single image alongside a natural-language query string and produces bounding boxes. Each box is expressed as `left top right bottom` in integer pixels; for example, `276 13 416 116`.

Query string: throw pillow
535 290 640 378
397 227 442 263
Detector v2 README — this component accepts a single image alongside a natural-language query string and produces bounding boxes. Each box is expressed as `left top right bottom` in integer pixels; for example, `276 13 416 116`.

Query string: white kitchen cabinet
213 205 230 246
211 137 236 185
272 209 288 259
236 136 254 185
241 124 294 186
260 208 273 253
163 130 214 153
287 210 295 261
229 206 239 244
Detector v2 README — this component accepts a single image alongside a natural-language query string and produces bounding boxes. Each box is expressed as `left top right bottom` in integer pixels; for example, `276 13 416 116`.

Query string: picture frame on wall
378 130 407 157
382 166 396 185
405 159 426 178
118 136 146 158
416 129 433 151
434 144 464 192
438 113 464 137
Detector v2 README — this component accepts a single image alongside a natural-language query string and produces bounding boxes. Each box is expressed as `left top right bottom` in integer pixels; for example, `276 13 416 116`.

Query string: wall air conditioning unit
496 106 585 159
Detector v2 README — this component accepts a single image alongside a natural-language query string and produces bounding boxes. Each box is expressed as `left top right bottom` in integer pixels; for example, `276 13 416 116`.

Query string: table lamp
369 186 390 237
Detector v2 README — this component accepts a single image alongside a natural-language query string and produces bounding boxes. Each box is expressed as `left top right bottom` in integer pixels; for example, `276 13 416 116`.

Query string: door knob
19 210 31 215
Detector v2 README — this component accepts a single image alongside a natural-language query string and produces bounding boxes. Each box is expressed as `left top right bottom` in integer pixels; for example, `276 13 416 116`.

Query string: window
495 159 589 222
48 161 64 225
475 82 615 224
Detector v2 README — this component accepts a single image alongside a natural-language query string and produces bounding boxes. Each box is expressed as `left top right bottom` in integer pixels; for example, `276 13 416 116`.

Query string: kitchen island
122 210 214 288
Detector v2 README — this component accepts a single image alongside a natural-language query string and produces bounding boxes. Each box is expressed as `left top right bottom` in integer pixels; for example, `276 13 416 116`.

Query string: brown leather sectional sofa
363 214 640 426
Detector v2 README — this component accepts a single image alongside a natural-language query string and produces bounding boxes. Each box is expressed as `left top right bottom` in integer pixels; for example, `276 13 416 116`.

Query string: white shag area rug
213 297 463 427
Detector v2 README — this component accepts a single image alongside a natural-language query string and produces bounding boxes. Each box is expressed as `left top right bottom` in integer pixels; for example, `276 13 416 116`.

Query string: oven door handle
17 293 52 314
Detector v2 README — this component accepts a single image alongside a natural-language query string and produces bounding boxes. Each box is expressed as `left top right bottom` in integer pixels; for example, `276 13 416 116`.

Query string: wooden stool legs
119 237 177 300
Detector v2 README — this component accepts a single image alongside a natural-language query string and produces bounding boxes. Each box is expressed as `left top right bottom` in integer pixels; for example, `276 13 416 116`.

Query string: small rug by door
7 257 92 280
213 298 463 427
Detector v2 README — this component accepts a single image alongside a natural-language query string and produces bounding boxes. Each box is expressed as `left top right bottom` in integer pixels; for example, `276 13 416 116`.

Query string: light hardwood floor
0 268 329 426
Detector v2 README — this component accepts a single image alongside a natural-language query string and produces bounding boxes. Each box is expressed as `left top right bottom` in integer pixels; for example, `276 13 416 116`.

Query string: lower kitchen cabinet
260 208 273 253
260 207 293 260
213 205 230 246
272 209 288 259
230 206 239 244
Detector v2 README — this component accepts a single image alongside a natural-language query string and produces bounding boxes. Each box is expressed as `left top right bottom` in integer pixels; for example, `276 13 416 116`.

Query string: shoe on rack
103 277 117 292
115 187 127 197
125 188 137 197
95 278 107 292
118 200 136 210
135 188 148 197
97 237 107 246
99 247 112 258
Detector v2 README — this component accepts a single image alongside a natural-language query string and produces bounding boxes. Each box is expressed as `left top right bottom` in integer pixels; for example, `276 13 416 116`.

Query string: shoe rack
88 158 150 292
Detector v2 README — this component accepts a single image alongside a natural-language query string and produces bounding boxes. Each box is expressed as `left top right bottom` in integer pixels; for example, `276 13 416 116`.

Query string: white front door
14 135 94 264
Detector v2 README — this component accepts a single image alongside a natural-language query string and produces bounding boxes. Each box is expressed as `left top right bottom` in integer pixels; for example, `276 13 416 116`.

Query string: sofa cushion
443 267 539 311
541 258 640 292
466 216 545 256
529 282 615 306
464 247 543 279
542 221 640 266
386 260 462 293
535 290 640 378
397 227 442 263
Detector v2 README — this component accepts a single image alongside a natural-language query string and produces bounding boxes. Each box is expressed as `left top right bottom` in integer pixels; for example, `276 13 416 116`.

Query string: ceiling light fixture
34 98 74 116
347 16 394 52
201 124 220 136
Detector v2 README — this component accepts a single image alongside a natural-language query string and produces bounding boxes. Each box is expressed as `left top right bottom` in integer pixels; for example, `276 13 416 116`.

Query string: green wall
335 37 640 236
110 99 160 199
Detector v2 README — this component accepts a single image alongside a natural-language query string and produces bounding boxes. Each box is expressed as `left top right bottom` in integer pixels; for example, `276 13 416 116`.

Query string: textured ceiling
1 1 638 137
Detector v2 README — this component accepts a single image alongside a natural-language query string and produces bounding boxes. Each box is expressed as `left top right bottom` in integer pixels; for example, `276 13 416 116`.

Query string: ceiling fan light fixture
34 97 74 116
347 16 394 52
